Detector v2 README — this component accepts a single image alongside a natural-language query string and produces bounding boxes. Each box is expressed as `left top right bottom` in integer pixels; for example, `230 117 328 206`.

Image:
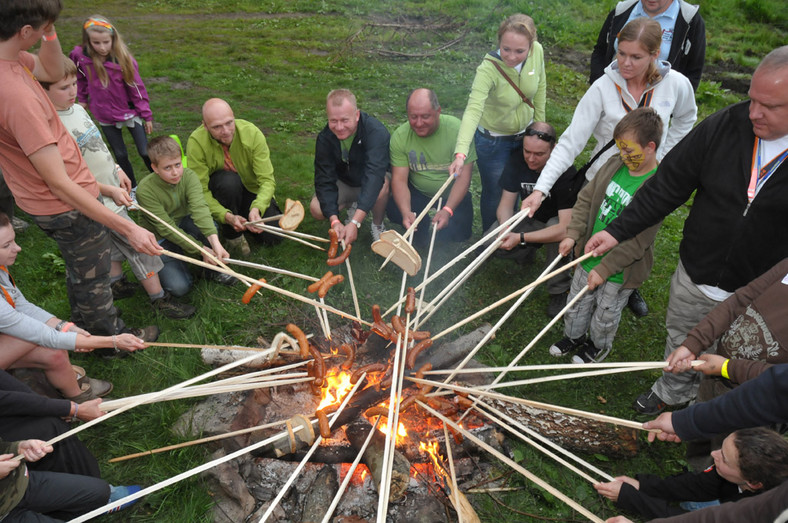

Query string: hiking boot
67 378 113 402
225 235 250 257
571 340 609 364
628 289 649 317
549 334 587 357
106 485 142 514
547 292 568 317
632 389 667 416
344 202 358 225
111 275 137 300
370 222 386 243
125 325 161 342
11 216 30 233
151 292 196 319
205 270 237 286
72 365 87 387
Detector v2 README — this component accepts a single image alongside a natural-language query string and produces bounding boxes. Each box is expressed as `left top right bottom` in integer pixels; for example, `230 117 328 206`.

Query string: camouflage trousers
33 210 124 336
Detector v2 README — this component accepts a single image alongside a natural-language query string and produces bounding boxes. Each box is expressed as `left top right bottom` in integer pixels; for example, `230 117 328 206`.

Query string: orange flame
317 370 353 411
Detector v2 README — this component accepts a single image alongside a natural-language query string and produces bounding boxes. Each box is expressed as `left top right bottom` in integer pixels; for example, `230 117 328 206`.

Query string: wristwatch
350 219 362 229
519 232 527 246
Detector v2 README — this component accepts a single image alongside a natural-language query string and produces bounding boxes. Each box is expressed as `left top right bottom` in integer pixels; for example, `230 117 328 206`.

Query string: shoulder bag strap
485 59 534 110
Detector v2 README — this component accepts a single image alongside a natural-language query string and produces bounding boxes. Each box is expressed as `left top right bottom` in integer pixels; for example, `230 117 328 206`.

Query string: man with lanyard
386 88 474 247
493 121 580 316
585 46 788 417
187 98 282 256
590 0 706 91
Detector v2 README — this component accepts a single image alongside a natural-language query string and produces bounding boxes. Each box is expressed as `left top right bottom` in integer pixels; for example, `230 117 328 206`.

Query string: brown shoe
67 378 113 402
225 235 250 257
124 325 160 343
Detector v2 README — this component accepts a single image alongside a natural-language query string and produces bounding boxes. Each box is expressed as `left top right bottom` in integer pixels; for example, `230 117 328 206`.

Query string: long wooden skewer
471 399 612 484
224 258 319 282
414 198 441 327
442 422 465 523
424 360 701 374
252 223 325 251
341 239 361 319
257 374 366 522
255 222 329 243
244 214 283 226
410 378 650 432
416 401 605 523
158 249 371 326
475 365 664 390
143 339 311 353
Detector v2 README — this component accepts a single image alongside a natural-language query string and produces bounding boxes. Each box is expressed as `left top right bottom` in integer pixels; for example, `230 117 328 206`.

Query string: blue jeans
158 216 210 297
473 129 523 231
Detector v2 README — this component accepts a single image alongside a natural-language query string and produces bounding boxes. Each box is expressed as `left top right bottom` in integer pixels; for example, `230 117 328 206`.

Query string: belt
477 126 527 141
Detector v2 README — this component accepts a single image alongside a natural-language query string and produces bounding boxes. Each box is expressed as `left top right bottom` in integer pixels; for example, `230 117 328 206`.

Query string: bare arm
30 24 64 82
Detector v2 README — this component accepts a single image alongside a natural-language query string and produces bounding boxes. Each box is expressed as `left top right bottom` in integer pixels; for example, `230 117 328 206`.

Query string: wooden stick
108 418 290 463
15 348 276 462
319 297 332 338
409 378 650 432
342 239 361 320
131 202 231 271
224 258 319 282
432 252 591 341
320 416 381 523
257 373 367 522
315 304 329 339
158 249 371 326
414 197 441 327
255 222 329 243
416 401 605 523
471 399 613 484
382 209 529 317
244 214 283 226
160 248 249 288
442 422 464 523
476 365 666 390
143 340 311 353
253 223 326 250
424 360 701 374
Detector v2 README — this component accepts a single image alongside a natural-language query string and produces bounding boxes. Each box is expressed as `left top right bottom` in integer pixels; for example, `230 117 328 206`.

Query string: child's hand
594 476 637 502
17 440 53 463
117 168 132 193
107 185 133 207
587 269 604 290
695 354 727 376
558 237 575 257
0 454 20 479
144 120 153 134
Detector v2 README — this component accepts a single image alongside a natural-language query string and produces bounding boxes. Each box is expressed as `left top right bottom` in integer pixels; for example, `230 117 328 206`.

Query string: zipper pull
743 201 751 216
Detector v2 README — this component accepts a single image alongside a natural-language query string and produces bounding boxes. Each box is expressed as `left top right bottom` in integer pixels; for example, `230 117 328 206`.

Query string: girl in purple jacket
70 15 153 187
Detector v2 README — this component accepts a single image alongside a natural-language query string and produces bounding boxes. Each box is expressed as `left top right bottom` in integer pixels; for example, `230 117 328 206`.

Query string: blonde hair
497 14 537 46
148 136 182 165
38 54 76 89
618 18 662 85
326 89 357 109
81 14 136 87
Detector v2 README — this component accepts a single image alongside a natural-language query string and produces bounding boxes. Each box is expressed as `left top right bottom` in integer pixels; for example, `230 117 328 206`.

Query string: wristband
454 153 466 160
330 218 341 227
42 32 58 42
720 358 730 380
61 322 74 333
73 402 79 419
520 232 527 246
442 205 454 217
55 319 68 331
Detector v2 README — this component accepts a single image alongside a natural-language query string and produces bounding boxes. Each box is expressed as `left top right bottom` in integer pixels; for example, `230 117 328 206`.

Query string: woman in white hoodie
523 17 697 215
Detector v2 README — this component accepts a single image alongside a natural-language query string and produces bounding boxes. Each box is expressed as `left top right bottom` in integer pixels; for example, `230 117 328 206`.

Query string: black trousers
5 470 109 522
207 169 282 244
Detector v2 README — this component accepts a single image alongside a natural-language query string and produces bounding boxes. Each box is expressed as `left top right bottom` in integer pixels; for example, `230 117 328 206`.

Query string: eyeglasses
525 128 556 143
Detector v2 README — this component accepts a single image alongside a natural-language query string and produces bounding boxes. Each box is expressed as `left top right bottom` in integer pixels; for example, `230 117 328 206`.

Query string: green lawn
12 0 785 521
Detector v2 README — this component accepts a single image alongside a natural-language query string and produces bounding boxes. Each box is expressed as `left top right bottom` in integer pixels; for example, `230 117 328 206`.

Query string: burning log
300 465 339 523
345 418 410 502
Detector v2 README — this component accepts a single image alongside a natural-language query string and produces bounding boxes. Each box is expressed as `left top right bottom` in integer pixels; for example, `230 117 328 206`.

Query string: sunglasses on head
525 128 555 143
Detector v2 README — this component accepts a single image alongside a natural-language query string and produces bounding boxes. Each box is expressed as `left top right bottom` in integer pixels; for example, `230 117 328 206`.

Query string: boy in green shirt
136 136 234 297
550 107 664 363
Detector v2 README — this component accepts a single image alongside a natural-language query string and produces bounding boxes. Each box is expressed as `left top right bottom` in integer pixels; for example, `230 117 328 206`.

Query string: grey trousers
651 260 722 405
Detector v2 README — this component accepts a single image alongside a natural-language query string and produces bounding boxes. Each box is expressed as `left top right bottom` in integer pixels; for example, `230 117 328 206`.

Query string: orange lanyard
616 85 653 113
748 138 788 203
0 266 16 308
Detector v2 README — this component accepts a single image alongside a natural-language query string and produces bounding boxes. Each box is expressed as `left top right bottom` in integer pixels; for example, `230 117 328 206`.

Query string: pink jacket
69 45 152 124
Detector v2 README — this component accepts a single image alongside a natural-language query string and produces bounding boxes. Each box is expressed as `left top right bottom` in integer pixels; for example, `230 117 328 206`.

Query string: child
0 438 140 520
594 427 788 520
550 107 664 363
40 55 194 320
0 1 160 357
136 136 235 296
69 15 152 187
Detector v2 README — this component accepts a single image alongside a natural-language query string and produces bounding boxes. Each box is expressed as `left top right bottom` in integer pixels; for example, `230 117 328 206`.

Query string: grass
11 0 783 521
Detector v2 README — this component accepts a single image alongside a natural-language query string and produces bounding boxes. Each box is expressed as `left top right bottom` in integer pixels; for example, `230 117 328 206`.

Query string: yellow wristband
720 358 730 380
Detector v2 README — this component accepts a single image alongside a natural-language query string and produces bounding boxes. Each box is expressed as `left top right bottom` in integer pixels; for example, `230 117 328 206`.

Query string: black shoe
632 389 667 415
549 334 587 357
547 292 568 317
205 270 237 286
628 289 649 317
571 340 609 364
111 276 137 300
152 292 196 319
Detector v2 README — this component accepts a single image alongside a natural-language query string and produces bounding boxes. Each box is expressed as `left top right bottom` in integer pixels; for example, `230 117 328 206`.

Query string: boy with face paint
549 107 664 363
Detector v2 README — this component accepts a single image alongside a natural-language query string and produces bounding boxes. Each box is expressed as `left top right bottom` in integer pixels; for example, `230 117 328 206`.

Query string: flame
317 370 353 411
367 401 409 445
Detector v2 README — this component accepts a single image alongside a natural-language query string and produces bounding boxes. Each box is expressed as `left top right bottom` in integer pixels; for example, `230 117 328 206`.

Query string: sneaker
152 292 196 319
628 289 649 317
111 275 137 300
106 484 142 514
370 222 386 243
549 334 587 357
571 340 609 364
225 235 250 257
632 389 667 415
547 292 568 317
67 378 113 402
206 270 237 286
11 216 30 233
125 325 161 343
344 202 358 225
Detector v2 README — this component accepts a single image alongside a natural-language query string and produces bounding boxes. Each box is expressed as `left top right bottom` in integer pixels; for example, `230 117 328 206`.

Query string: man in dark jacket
310 89 390 246
590 0 706 91
585 46 788 415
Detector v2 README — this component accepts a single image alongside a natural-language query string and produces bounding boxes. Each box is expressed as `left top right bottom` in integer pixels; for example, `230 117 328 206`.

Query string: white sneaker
344 202 358 225
370 222 386 243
